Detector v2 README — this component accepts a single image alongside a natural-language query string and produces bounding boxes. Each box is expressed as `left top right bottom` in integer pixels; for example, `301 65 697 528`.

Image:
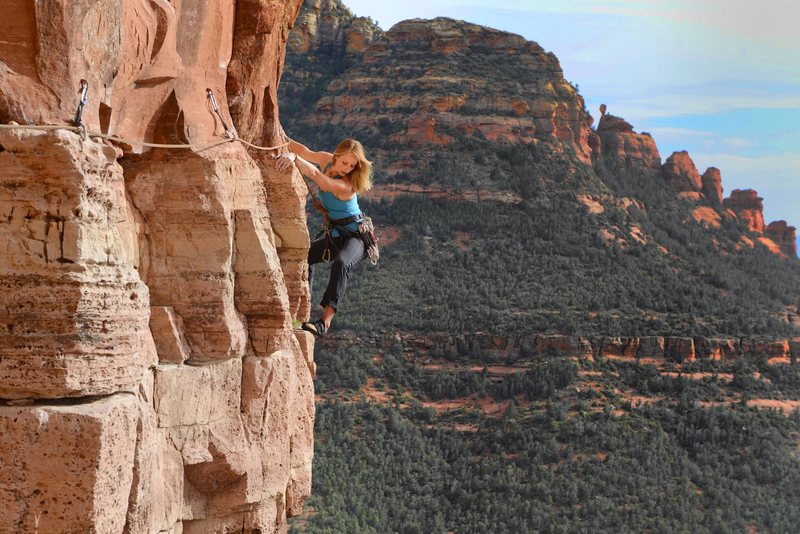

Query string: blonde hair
333 139 373 194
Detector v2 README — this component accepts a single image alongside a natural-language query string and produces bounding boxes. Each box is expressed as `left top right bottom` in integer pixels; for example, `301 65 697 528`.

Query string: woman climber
274 137 374 338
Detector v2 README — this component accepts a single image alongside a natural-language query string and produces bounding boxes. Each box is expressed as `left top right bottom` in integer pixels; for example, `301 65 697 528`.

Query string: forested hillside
280 1 800 338
281 1 800 532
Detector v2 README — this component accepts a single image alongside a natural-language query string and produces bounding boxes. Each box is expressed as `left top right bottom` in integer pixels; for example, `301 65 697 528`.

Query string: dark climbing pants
308 234 366 311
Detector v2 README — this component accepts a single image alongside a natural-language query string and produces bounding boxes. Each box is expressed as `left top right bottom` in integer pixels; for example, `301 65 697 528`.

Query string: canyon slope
280 0 800 341
1 2 315 532
281 4 800 532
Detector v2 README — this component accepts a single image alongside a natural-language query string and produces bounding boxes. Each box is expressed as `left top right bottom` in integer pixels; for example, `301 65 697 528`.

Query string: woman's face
333 151 359 176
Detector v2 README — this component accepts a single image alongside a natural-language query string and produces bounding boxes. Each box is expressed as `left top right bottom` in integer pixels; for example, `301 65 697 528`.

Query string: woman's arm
294 155 354 200
287 138 332 169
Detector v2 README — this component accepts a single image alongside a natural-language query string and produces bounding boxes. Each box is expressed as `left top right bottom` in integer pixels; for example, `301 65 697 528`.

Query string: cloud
692 152 800 187
646 127 755 153
607 93 800 121
497 0 800 49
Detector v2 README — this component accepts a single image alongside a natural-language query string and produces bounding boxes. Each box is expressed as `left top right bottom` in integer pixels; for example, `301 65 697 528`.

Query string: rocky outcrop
724 189 765 233
662 151 702 196
283 12 596 169
288 0 381 55
372 18 594 162
0 1 315 533
596 114 661 176
0 130 155 399
326 331 799 364
766 221 798 257
701 167 723 206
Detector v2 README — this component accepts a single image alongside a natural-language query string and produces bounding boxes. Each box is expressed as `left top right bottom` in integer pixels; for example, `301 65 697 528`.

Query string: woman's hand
273 152 297 172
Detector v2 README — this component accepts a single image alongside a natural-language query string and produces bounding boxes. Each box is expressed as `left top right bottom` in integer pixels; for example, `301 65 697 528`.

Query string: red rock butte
724 189 765 234
0 1 316 532
701 167 723 206
766 221 798 257
596 113 661 175
662 151 703 193
298 16 598 164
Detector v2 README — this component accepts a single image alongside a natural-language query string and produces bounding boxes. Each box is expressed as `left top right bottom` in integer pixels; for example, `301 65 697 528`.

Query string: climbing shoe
301 319 327 338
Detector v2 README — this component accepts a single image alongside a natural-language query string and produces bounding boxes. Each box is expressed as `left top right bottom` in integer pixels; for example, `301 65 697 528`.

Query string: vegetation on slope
284 3 800 533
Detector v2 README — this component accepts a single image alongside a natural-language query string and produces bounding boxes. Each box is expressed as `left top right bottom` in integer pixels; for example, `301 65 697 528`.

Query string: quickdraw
3 85 287 153
73 80 89 127
206 88 237 140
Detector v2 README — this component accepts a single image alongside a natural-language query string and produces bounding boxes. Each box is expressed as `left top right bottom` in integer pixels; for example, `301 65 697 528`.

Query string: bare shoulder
308 150 333 169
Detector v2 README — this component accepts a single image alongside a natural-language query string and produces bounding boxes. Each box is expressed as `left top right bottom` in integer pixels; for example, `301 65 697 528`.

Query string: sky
343 0 800 250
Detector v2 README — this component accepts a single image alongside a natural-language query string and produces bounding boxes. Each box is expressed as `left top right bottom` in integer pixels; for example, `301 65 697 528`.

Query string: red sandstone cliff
285 15 596 171
701 167 723 206
0 1 315 532
595 113 661 176
714 190 796 257
594 113 793 258
279 1 798 263
724 189 766 233
288 0 382 55
327 331 800 367
662 151 703 198
766 221 798 257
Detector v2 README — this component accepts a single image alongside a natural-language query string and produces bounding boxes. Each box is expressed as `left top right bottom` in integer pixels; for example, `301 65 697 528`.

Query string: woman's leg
319 236 366 327
308 237 332 266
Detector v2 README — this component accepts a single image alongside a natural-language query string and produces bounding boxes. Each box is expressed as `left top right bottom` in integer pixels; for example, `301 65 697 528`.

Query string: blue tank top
319 172 362 236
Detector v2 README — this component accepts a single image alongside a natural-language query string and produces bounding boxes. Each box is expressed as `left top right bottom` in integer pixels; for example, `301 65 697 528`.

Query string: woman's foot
301 319 327 338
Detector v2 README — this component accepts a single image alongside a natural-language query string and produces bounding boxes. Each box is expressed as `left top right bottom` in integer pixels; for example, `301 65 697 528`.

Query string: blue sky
344 0 799 247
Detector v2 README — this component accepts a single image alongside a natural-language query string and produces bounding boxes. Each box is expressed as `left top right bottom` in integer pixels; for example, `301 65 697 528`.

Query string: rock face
0 129 155 400
282 8 596 171
288 0 381 55
596 113 661 176
662 151 702 194
724 189 765 233
369 18 595 162
766 221 798 257
328 331 799 364
0 1 315 533
701 167 723 206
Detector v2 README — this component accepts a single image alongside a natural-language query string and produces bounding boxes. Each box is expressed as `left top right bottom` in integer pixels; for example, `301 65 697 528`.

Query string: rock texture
766 221 798 257
596 113 661 176
0 1 315 533
701 167 723 206
288 0 382 55
0 129 154 400
327 331 800 364
724 189 765 233
282 9 596 175
662 151 702 195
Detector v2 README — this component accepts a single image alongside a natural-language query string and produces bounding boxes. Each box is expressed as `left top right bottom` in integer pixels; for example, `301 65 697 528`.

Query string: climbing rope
0 122 288 152
0 83 288 153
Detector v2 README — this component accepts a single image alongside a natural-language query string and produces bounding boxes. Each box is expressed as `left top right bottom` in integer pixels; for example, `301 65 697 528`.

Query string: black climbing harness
299 171 380 266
